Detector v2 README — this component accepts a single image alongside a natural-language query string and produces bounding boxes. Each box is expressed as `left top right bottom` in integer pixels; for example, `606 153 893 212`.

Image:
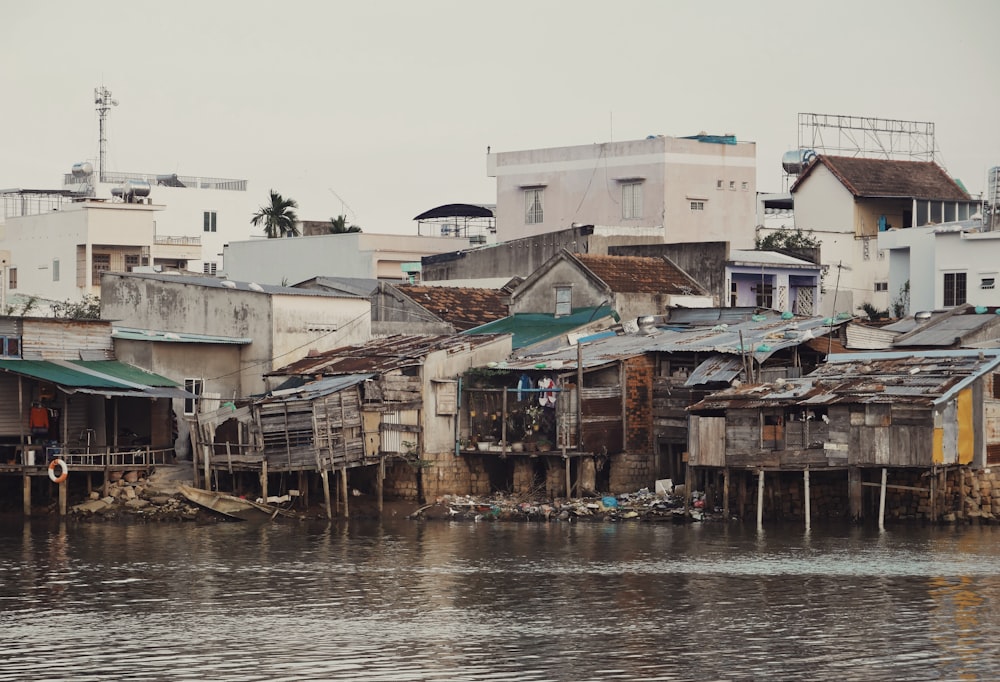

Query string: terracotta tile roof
396 285 509 331
792 155 970 200
573 254 707 295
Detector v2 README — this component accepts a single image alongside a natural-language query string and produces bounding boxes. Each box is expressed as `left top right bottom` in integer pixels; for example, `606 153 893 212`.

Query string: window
981 277 996 290
690 201 705 211
622 182 643 219
8 267 16 290
730 281 738 307
944 272 967 307
874 282 888 292
52 259 60 282
0 336 21 358
125 254 139 272
184 378 204 416
754 282 773 308
555 286 572 316
203 262 218 276
203 211 217 232
729 181 736 190
716 179 723 190
524 188 544 224
741 181 749 191
92 253 111 281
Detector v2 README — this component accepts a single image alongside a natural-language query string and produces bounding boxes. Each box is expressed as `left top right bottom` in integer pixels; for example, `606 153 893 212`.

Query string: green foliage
4 296 39 316
51 295 101 320
891 280 910 318
251 190 300 238
755 226 821 250
858 302 889 322
329 214 362 234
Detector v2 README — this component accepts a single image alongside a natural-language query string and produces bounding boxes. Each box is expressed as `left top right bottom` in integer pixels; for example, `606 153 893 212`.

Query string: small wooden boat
179 484 299 521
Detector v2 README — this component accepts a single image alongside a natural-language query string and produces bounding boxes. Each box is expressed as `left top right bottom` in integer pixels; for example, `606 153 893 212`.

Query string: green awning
0 359 192 398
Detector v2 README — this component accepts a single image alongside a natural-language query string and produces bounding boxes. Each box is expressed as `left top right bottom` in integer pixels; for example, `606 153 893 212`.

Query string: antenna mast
94 86 118 182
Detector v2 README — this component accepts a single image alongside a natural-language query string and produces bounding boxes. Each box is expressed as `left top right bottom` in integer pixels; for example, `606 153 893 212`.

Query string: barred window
943 272 967 307
525 189 544 224
622 182 642 219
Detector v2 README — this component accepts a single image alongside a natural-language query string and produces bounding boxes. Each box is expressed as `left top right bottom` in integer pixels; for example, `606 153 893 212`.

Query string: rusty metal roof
267 334 508 377
689 349 1000 411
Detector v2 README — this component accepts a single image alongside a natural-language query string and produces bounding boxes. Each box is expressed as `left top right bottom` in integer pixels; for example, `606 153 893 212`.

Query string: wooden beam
804 468 810 532
861 481 927 494
878 467 887 531
756 469 764 530
23 474 30 517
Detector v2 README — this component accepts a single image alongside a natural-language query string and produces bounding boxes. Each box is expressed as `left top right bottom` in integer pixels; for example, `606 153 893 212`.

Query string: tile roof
573 254 708 295
395 285 509 331
792 155 970 200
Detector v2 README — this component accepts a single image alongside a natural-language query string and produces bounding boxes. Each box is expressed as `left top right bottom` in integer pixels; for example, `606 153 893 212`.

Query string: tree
251 190 300 238
51 295 101 319
755 226 820 251
329 214 362 234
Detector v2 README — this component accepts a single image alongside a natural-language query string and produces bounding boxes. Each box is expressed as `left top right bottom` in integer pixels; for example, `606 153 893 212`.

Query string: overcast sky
3 0 997 234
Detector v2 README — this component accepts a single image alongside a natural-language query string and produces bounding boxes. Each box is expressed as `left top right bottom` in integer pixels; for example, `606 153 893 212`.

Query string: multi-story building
488 133 757 245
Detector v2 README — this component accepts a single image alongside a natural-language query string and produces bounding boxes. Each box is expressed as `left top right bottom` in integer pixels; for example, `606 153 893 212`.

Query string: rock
73 499 112 514
124 498 150 509
123 471 140 483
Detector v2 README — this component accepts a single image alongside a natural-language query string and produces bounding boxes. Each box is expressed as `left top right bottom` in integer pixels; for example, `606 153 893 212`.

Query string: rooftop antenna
327 187 358 224
95 86 118 182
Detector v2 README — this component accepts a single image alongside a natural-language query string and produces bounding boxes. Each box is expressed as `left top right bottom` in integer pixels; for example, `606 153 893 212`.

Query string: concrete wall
509 258 609 316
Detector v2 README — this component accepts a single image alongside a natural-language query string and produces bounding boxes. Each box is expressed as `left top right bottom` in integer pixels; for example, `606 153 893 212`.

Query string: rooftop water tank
781 149 817 175
71 161 93 177
122 179 151 199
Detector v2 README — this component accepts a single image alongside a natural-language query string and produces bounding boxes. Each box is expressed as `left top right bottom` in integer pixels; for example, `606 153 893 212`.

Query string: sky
2 0 998 234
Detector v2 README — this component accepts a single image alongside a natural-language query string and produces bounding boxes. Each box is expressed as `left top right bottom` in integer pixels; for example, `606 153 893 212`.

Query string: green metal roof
0 359 181 392
463 306 617 348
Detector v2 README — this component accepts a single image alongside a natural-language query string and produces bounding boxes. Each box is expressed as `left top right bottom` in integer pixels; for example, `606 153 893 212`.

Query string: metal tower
797 113 937 163
94 86 118 182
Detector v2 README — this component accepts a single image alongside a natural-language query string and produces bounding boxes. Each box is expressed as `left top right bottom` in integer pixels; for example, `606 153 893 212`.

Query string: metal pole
804 468 811 532
757 469 765 530
878 467 887 531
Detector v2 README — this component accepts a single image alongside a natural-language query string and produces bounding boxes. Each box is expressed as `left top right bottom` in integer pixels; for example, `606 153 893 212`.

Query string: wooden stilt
756 469 765 530
321 462 333 521
23 475 31 517
341 467 349 519
929 467 936 523
260 459 268 501
684 463 693 516
804 468 811 532
848 466 863 523
377 459 384 516
878 467 887 531
722 468 730 519
737 472 747 520
58 478 67 517
565 457 571 498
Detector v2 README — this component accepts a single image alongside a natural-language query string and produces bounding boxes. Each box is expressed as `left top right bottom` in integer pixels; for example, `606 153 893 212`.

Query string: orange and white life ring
48 458 69 484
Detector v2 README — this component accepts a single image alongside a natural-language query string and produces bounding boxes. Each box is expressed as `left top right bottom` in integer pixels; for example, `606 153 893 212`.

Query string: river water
2 516 999 682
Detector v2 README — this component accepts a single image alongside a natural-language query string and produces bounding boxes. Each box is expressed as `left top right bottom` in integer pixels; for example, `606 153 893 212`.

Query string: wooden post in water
804 468 811 532
23 475 31 516
260 459 268 501
565 457 571 498
684 462 693 516
58 478 67 517
320 461 333 521
722 468 730 519
878 467 887 531
848 466 863 523
341 466 349 519
377 459 384 516
929 466 936 523
756 469 765 530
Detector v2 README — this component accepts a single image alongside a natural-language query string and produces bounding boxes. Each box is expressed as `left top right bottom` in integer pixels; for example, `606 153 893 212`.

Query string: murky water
1 516 999 681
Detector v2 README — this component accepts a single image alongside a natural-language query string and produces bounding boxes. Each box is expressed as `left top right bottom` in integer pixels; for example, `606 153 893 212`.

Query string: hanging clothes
517 374 531 402
537 377 557 408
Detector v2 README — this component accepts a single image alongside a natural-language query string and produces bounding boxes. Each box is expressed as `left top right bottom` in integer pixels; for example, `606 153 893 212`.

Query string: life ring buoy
48 458 69 484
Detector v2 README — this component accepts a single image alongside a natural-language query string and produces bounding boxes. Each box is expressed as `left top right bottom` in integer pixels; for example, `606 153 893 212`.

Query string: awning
0 359 195 399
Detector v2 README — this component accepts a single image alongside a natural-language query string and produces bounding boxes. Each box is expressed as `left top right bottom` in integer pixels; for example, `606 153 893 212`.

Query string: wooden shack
687 349 1000 524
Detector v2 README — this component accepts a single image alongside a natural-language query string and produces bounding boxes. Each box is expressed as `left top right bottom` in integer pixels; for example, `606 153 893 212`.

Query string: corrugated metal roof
464 307 616 349
113 327 253 345
268 334 508 377
265 373 374 401
729 250 819 268
689 350 1000 411
893 308 1000 348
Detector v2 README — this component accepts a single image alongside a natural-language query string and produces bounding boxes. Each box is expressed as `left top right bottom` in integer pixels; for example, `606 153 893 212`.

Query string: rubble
409 487 721 523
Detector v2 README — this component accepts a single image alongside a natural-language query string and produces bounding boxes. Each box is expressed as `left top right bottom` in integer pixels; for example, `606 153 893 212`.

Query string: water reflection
1 518 1000 681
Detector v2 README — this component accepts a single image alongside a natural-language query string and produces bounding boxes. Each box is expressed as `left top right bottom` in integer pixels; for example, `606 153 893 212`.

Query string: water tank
122 179 151 199
781 149 817 175
71 161 93 177
988 166 1000 206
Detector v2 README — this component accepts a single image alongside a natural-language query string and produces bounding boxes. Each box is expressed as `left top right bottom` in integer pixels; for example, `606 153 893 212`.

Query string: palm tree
329 214 362 234
252 190 300 238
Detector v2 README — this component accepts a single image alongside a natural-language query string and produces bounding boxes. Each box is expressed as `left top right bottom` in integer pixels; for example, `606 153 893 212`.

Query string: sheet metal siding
958 387 974 465
942 401 958 465
0 319 21 337
23 321 113 360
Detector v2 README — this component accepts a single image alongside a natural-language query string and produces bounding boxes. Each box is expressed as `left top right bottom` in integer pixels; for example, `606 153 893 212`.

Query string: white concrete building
786 155 978 317
222 232 474 285
879 218 999 313
488 134 757 245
